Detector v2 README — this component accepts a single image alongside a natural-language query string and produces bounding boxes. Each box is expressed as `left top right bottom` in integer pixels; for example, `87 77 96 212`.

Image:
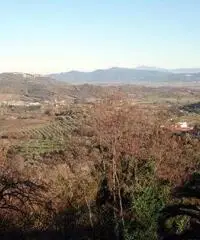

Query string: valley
0 71 200 239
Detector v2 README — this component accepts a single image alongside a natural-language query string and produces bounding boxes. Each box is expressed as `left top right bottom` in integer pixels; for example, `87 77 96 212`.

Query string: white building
178 122 188 128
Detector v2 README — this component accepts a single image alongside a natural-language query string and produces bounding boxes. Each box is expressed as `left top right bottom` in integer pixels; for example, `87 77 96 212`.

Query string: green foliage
165 215 191 235
124 160 171 240
131 185 170 239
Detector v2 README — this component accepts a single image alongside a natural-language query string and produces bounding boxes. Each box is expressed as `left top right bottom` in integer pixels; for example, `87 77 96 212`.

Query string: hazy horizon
2 65 200 75
1 1 200 74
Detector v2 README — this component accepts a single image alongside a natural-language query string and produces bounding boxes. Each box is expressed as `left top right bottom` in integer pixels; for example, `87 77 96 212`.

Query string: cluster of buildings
173 121 193 131
161 120 200 139
0 100 41 108
12 72 41 79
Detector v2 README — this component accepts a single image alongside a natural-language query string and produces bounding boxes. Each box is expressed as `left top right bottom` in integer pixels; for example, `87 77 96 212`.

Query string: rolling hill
48 67 200 86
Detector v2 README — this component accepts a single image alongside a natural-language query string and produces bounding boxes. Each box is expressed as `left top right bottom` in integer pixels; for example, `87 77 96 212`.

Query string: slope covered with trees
0 99 200 239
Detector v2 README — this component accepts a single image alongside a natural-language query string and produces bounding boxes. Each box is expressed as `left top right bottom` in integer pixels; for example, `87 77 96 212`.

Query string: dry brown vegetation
0 94 200 239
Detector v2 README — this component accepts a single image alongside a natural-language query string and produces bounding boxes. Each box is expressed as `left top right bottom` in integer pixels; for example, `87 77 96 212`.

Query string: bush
124 160 171 240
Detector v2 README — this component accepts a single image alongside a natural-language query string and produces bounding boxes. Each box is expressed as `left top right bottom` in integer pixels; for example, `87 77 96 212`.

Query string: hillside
1 73 200 106
0 73 57 101
1 99 200 239
1 73 200 239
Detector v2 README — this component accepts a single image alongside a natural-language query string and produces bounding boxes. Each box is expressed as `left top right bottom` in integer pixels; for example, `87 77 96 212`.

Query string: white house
177 122 188 128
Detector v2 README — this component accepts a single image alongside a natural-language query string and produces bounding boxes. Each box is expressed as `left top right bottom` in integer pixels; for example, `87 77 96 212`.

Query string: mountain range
48 67 200 86
135 66 200 73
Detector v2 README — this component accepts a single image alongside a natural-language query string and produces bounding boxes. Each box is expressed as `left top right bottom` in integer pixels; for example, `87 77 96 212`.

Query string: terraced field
0 119 48 138
5 120 72 159
3 107 91 162
5 119 75 139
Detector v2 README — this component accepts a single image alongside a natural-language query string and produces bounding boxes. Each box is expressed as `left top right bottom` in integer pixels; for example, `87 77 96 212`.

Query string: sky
1 0 200 74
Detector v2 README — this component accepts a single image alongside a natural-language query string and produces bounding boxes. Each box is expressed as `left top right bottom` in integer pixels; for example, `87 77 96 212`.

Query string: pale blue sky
1 0 200 73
